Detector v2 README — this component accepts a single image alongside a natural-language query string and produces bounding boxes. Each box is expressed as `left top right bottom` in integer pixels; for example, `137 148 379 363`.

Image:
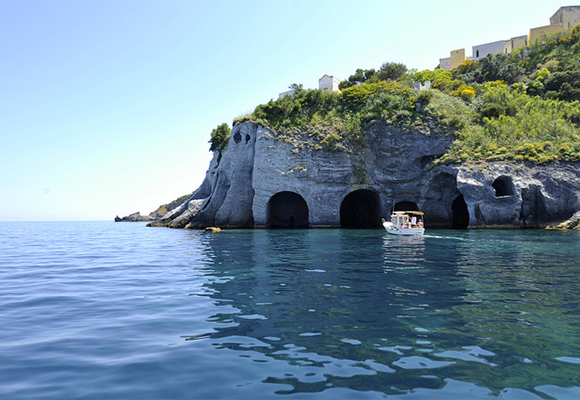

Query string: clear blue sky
0 0 562 221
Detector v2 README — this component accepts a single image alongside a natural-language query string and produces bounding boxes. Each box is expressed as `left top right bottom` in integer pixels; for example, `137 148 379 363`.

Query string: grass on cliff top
245 81 468 153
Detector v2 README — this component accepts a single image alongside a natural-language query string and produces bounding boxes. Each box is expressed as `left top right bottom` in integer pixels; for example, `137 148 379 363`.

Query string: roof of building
318 74 340 82
550 5 580 21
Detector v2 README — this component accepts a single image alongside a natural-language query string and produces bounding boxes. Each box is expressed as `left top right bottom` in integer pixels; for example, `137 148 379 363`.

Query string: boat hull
385 227 425 236
383 222 425 236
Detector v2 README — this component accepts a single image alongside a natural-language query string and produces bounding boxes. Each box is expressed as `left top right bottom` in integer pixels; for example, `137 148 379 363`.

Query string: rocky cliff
116 193 192 223
145 121 580 230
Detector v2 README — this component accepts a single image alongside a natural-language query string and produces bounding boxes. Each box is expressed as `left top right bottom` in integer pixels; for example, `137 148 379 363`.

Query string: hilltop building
550 5 580 28
471 35 528 61
279 74 342 98
279 88 296 98
528 5 580 43
440 49 472 70
318 74 341 93
504 35 529 53
439 57 451 71
529 22 564 44
439 5 579 70
526 6 580 44
450 49 469 69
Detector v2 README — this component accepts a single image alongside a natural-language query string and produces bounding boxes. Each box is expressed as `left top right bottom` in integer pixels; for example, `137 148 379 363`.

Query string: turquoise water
1 222 580 399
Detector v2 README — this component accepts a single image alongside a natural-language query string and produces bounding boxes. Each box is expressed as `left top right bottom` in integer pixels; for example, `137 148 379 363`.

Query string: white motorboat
383 211 425 236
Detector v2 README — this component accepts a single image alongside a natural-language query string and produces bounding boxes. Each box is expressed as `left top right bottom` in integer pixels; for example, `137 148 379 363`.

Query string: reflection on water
2 223 579 398
182 229 580 398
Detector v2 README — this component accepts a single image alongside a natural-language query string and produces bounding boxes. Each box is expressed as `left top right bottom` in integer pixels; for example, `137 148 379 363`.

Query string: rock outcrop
116 193 193 223
146 121 580 230
548 209 580 230
115 212 153 222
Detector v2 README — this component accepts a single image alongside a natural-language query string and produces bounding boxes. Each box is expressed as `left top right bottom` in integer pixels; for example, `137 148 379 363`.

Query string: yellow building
529 23 563 44
450 49 466 70
528 5 580 45
503 35 528 53
438 5 580 68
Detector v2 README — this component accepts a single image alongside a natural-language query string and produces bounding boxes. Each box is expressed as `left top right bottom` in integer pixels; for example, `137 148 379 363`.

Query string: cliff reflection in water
181 229 478 395
180 229 580 397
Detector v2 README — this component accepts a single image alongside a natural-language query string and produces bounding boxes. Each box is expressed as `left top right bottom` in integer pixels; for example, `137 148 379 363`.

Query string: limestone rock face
155 121 580 230
186 122 256 229
452 163 580 228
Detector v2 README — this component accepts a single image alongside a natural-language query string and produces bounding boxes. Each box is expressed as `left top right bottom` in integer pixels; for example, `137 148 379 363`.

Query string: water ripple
1 223 580 398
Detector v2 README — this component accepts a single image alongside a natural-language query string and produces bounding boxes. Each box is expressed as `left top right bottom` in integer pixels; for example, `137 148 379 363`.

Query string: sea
1 221 580 399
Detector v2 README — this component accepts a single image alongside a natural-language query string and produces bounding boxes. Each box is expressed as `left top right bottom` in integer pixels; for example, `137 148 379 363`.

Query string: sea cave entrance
391 201 420 213
452 195 469 229
340 189 381 228
492 176 515 197
520 185 547 228
267 191 309 228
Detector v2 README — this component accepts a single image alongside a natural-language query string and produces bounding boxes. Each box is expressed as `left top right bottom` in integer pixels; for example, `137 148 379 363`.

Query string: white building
318 74 341 92
439 57 451 70
472 40 506 60
279 89 296 98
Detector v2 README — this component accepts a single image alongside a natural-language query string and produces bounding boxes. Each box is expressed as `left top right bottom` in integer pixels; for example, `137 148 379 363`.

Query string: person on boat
410 216 417 227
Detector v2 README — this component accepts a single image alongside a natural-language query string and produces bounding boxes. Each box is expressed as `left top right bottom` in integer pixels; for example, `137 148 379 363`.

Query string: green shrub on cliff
209 123 231 152
338 62 408 90
437 82 580 164
250 77 472 152
253 88 340 130
209 123 231 162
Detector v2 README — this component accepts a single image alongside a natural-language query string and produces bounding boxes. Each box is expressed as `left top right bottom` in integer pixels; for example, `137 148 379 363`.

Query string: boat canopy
392 211 424 215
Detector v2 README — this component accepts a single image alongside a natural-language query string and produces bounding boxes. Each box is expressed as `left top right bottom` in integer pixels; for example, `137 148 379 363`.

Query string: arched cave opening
267 191 309 228
520 185 547 228
340 189 381 228
391 201 420 213
233 131 242 144
492 176 515 197
452 195 469 229
423 172 459 228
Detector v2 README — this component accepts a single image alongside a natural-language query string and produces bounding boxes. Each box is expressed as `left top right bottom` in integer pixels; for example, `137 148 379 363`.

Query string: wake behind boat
383 211 425 236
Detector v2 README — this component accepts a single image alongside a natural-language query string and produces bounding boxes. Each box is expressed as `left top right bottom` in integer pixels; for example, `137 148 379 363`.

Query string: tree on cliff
460 53 524 85
338 68 377 90
377 62 407 81
338 62 407 89
209 123 231 152
289 83 304 93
